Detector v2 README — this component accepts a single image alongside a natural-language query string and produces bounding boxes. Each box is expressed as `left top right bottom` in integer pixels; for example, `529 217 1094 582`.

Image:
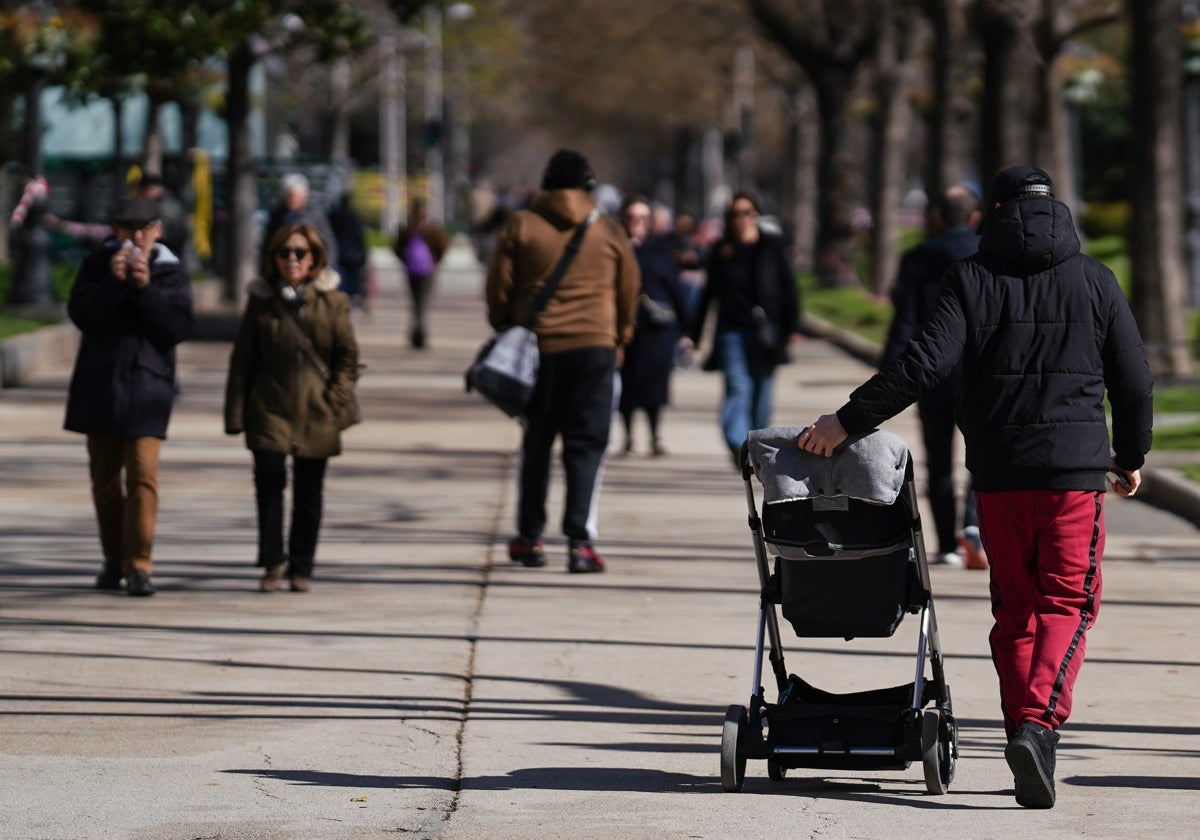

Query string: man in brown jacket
486 149 640 573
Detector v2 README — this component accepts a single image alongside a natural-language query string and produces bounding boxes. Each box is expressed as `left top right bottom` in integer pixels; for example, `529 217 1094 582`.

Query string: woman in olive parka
225 223 359 592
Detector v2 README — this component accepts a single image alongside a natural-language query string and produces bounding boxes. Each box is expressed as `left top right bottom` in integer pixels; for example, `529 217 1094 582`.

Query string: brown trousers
86 435 162 575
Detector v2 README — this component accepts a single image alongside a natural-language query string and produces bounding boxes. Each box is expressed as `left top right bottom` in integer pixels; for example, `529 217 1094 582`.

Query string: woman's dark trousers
252 449 328 577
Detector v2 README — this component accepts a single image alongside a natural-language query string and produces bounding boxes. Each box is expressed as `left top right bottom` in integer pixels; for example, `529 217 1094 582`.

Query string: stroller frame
720 434 958 795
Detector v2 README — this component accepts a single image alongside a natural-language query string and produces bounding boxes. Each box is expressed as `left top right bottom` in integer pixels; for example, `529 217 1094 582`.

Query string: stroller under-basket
720 427 958 795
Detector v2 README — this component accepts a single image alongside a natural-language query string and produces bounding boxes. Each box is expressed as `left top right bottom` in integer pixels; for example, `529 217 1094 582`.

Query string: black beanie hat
989 165 1053 205
541 149 597 191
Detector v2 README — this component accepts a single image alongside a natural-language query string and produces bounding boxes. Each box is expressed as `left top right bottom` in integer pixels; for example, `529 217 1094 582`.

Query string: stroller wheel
767 759 788 781
721 705 748 792
921 709 955 794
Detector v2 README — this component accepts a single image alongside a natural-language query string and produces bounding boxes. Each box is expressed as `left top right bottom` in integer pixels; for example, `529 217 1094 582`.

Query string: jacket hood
978 196 1080 272
247 267 340 299
530 188 596 229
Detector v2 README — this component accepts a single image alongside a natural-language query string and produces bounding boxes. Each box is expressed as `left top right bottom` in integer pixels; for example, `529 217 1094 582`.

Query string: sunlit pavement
0 239 1196 839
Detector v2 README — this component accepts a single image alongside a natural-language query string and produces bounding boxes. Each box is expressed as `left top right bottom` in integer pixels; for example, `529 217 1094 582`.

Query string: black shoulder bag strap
521 209 598 329
274 295 333 381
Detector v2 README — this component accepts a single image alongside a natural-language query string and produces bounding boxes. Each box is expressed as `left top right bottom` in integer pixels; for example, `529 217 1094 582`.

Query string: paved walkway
1 243 1197 839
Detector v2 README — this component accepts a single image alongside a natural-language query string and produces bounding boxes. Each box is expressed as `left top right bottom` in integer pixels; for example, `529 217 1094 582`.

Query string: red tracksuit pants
976 490 1104 737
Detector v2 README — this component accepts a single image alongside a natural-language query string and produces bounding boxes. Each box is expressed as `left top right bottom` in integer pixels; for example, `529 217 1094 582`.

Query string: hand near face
110 248 130 282
128 250 150 289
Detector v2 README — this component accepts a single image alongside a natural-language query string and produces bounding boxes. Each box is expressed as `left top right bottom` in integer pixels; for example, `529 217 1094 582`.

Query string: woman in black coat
689 191 802 463
617 196 689 456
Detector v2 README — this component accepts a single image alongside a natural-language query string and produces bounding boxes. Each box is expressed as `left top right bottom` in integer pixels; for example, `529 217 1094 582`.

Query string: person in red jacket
798 165 1153 809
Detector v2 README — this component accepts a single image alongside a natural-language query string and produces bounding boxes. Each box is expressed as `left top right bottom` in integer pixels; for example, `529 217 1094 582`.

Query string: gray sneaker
1005 722 1060 808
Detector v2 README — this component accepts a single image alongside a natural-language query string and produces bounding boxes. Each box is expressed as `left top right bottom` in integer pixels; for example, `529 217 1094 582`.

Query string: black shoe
126 570 157 597
567 542 606 574
507 536 547 567
95 567 124 591
1005 722 1059 808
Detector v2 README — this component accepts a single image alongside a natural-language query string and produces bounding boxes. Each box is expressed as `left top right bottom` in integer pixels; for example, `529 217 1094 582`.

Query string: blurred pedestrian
327 190 368 309
487 149 639 573
670 207 708 332
393 197 448 349
880 184 987 568
651 202 673 237
616 194 690 456
689 190 803 465
798 165 1154 810
262 173 338 271
64 196 195 596
224 224 359 593
136 172 193 271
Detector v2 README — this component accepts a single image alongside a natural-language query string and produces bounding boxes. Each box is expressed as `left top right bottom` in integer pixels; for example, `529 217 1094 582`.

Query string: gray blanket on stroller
747 427 909 506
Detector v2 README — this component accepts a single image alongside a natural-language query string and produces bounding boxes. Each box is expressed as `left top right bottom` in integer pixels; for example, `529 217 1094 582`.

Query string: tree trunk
1127 0 1194 376
868 5 914 296
976 7 1037 192
784 82 818 273
224 42 259 302
142 96 164 177
1035 55 1080 216
927 0 976 198
330 57 352 165
0 167 8 263
812 66 863 287
111 96 126 205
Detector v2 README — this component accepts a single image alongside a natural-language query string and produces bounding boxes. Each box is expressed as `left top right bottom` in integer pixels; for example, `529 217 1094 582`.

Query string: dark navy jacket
880 225 980 373
64 241 194 439
838 196 1153 492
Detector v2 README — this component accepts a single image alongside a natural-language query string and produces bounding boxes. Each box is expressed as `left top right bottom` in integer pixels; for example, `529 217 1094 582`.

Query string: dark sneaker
1005 722 1060 808
567 542 606 574
95 566 124 591
126 570 157 597
508 537 547 568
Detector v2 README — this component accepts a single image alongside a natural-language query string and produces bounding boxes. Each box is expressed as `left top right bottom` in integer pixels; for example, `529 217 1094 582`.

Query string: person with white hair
261 172 338 271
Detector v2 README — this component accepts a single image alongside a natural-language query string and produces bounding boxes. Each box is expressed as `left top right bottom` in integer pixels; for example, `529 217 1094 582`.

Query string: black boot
1005 722 1060 808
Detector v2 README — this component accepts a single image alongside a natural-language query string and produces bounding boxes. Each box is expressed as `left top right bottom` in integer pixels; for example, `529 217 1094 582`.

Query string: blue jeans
717 330 774 453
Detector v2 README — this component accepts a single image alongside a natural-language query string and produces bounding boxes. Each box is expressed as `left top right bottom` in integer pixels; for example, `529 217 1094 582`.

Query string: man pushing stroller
798 165 1154 809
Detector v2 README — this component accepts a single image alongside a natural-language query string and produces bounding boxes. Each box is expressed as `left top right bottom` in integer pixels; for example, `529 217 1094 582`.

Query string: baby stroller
720 427 957 795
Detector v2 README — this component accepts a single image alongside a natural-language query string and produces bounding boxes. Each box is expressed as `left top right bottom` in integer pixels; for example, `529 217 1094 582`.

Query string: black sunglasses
276 247 310 260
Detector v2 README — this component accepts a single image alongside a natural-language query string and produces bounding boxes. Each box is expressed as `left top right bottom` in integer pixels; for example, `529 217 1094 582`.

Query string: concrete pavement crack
418 448 515 839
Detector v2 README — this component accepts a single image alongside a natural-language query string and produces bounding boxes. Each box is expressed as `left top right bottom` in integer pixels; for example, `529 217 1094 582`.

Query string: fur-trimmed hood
246 267 341 299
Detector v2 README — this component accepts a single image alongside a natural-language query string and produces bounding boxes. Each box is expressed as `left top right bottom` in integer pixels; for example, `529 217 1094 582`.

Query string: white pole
381 36 406 235
425 8 444 225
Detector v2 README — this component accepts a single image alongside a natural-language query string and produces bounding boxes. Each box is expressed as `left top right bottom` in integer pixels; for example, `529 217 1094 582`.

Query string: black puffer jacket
838 195 1153 492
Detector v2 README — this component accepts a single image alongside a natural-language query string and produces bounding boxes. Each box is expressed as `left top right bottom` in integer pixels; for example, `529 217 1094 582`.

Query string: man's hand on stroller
798 414 847 457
